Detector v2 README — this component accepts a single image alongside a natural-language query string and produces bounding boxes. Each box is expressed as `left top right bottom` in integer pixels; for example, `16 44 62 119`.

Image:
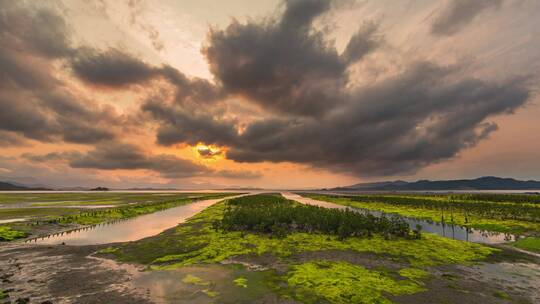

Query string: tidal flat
0 192 539 303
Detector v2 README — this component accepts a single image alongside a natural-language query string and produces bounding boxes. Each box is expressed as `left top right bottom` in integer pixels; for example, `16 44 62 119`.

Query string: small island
90 186 110 191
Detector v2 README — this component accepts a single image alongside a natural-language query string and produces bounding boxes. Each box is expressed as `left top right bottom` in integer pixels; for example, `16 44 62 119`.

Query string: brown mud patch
391 263 537 304
0 243 148 304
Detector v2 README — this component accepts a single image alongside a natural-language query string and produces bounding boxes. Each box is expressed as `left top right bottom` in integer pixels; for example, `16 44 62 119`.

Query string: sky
0 0 539 189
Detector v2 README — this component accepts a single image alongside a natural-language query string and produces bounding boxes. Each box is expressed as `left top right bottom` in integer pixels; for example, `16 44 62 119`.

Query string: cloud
142 98 238 146
2 0 535 182
431 0 503 36
215 169 262 179
229 63 529 176
127 0 165 51
203 0 348 116
66 143 208 179
24 143 261 180
0 2 120 144
341 21 381 64
70 48 160 87
147 1 532 177
0 131 27 146
69 48 222 106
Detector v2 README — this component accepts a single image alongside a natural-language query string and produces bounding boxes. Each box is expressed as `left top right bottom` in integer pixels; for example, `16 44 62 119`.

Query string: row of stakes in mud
24 217 129 243
23 199 190 243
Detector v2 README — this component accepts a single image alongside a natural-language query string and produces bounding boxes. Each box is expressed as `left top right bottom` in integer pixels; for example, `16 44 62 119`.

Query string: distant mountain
0 176 51 189
332 176 540 191
0 181 51 191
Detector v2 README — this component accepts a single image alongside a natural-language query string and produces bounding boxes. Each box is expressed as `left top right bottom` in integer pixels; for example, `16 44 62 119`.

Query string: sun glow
194 144 225 160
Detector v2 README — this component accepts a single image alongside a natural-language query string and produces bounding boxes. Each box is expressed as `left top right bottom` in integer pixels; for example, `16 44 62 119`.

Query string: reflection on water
282 192 518 244
0 218 26 224
27 196 241 245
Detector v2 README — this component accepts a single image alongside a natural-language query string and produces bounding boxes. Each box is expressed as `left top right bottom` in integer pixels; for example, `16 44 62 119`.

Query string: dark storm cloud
0 1 72 59
67 142 210 178
24 143 261 180
223 62 530 176
70 48 159 87
431 0 503 36
0 2 120 144
203 0 349 116
148 1 532 177
142 99 238 146
1 0 534 180
69 48 222 105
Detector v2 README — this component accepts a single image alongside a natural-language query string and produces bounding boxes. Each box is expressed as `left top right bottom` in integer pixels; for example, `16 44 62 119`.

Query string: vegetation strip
303 193 540 235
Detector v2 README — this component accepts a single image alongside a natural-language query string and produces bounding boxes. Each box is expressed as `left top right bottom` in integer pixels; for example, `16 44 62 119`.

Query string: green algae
493 291 511 299
284 261 426 304
182 274 210 286
398 268 429 284
512 237 540 253
113 199 496 269
97 247 119 254
234 277 248 288
0 225 27 241
202 289 219 297
305 194 540 235
107 196 503 303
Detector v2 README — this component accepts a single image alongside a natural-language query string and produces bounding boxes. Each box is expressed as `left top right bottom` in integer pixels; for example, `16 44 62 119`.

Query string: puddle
26 196 242 245
282 192 518 244
95 256 276 304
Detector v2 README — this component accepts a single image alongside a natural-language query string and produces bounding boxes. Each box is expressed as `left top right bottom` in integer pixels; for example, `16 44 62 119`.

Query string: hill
333 176 540 191
0 181 51 191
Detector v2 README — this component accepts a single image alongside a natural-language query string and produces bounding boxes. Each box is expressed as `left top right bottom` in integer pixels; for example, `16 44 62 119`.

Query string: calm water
26 196 242 245
282 192 518 244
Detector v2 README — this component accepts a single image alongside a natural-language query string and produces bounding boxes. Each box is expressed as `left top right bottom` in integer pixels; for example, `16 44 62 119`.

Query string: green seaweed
493 291 511 299
512 237 540 253
0 225 27 241
284 261 426 304
97 247 119 254
234 277 248 288
182 274 210 286
113 198 496 268
202 289 219 297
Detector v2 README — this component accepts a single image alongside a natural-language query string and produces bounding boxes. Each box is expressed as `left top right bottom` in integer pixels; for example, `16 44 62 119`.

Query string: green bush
216 195 414 240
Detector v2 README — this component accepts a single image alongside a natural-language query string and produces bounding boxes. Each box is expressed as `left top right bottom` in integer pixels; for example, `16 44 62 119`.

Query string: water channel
281 192 518 244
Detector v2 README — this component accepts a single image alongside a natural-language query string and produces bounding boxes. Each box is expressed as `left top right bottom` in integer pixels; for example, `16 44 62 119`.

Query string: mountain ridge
0 181 51 191
331 176 540 191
